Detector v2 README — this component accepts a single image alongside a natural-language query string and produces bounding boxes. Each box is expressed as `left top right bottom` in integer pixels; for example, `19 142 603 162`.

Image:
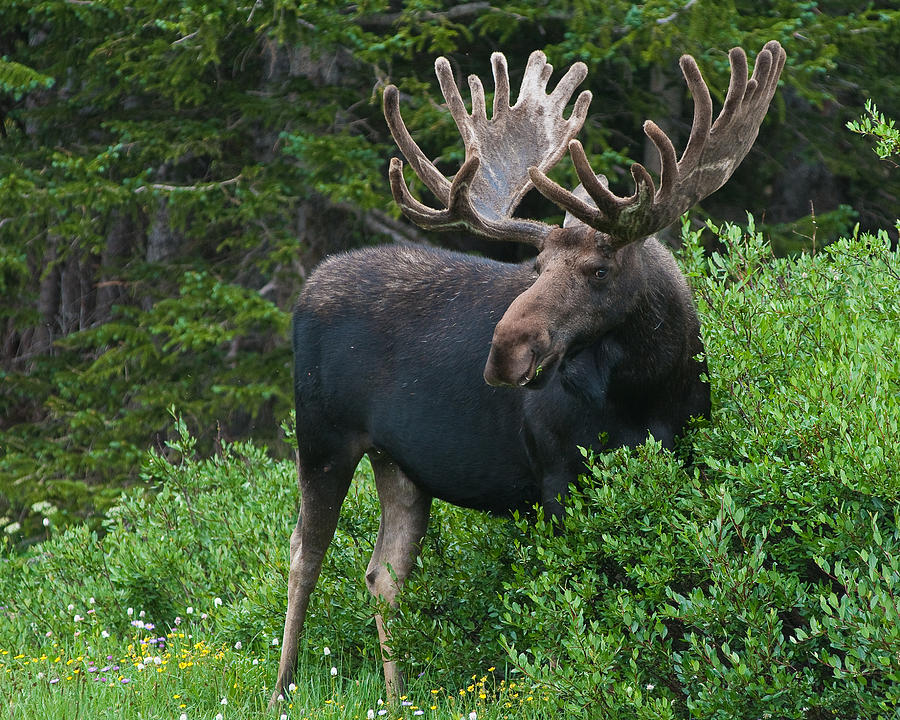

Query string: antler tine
435 56 475 143
491 53 510 117
388 157 455 229
715 47 748 131
747 40 786 121
530 41 786 246
383 50 592 248
383 84 452 207
677 54 712 174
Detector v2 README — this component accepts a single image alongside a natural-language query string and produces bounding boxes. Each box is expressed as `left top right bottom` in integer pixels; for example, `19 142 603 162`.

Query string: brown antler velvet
530 40 786 246
384 50 591 248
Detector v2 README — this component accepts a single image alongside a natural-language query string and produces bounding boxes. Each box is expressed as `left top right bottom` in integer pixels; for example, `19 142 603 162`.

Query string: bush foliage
3 219 899 718
492 218 900 718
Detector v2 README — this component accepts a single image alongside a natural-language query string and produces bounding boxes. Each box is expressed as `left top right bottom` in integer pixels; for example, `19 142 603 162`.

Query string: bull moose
271 41 786 704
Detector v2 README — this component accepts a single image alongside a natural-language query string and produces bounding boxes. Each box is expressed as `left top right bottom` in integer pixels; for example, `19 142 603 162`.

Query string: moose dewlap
271 41 785 705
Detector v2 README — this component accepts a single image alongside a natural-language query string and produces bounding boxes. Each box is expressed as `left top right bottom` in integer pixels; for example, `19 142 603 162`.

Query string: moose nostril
515 348 538 386
484 340 535 387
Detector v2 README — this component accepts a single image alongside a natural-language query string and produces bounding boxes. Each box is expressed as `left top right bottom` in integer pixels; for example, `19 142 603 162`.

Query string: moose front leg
366 454 432 700
270 459 355 710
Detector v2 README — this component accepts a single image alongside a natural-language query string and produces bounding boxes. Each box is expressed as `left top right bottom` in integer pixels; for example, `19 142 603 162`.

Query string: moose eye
592 266 608 280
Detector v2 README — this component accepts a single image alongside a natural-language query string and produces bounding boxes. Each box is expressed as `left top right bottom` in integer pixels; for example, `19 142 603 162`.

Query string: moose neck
558 237 701 411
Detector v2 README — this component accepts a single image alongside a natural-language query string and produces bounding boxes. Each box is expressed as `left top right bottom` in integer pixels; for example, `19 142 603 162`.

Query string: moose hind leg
365 453 432 700
270 454 357 708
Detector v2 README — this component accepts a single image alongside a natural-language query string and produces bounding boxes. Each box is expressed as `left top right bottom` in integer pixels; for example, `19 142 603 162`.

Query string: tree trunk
19 239 61 361
96 211 134 323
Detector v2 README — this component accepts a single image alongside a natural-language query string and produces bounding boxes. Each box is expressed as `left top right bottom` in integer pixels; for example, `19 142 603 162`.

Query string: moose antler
384 50 591 248
530 40 786 245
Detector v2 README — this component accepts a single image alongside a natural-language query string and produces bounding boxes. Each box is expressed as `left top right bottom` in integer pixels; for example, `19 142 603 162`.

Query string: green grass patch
1 622 547 719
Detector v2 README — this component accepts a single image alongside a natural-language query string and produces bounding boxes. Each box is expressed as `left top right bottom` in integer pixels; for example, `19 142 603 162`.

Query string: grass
0 591 552 719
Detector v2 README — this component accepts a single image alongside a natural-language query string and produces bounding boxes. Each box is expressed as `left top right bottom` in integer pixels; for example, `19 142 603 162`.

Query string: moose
272 41 786 704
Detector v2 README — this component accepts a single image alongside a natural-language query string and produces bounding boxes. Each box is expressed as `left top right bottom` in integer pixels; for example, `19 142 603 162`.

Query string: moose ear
562 175 608 228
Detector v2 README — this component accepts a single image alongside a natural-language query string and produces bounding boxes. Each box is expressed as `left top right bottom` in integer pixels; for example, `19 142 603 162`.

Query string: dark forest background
1 0 899 538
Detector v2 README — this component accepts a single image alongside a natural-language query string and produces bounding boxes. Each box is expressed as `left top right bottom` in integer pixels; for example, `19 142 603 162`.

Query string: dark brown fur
271 231 709 704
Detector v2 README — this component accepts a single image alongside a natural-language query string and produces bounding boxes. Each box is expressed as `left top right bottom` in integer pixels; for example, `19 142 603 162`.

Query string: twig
361 207 434 246
171 31 199 46
656 0 697 24
134 174 243 193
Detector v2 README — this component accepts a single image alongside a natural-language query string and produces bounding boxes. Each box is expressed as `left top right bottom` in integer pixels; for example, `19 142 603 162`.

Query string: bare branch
134 175 243 194
362 208 434 246
656 0 698 25
171 31 199 46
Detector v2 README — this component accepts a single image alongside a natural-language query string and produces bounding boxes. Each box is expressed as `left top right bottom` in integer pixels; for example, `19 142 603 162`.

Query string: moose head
384 42 785 388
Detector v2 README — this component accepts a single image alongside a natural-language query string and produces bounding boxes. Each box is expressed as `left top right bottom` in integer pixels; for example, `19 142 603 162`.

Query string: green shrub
495 218 900 718
847 100 900 161
388 500 522 682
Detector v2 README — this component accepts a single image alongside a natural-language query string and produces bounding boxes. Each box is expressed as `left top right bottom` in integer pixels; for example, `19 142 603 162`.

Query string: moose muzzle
483 306 555 388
